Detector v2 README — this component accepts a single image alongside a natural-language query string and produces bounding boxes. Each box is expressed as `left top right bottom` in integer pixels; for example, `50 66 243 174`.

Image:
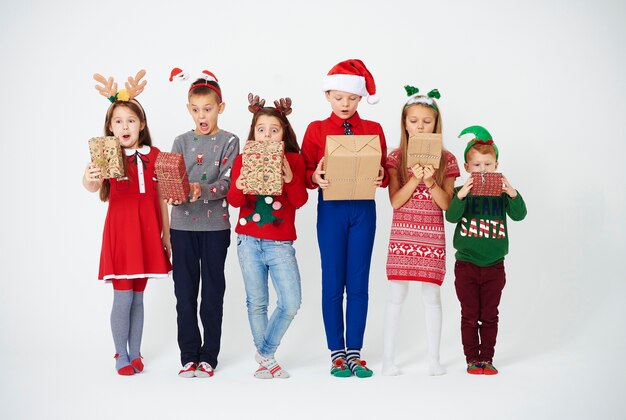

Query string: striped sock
331 349 347 364
346 348 361 372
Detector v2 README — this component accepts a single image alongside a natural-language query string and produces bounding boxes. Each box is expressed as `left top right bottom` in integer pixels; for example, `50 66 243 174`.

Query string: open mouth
122 134 131 140
199 122 209 131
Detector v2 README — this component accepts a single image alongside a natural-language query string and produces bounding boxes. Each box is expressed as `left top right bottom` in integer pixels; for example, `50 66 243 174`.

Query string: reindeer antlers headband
404 85 440 112
248 93 292 116
94 69 147 103
169 67 222 102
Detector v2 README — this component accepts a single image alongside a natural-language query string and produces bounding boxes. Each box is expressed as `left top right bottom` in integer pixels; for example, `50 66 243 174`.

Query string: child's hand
502 176 518 198
189 183 202 202
313 157 329 189
235 174 246 190
165 198 183 206
162 236 172 260
410 164 424 182
374 166 384 187
84 163 102 182
457 176 474 200
423 164 435 186
282 158 293 183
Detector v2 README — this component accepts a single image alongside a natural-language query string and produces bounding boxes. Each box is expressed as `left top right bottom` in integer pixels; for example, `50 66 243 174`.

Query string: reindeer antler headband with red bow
247 93 292 116
169 67 222 102
94 69 147 103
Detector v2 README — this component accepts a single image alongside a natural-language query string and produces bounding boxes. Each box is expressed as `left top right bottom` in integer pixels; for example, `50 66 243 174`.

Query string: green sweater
445 187 527 267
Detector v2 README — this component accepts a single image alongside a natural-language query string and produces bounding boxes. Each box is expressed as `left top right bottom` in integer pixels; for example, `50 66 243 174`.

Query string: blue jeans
237 234 302 357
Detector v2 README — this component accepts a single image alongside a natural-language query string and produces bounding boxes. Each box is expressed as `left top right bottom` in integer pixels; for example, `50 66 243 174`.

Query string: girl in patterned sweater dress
382 87 460 376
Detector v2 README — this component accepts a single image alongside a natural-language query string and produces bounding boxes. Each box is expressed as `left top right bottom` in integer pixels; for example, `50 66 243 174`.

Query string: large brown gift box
241 141 284 196
471 172 503 196
88 136 124 179
155 152 191 202
323 135 382 201
407 133 442 168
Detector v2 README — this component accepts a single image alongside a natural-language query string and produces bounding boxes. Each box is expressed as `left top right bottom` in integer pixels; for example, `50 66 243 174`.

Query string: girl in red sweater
227 95 308 378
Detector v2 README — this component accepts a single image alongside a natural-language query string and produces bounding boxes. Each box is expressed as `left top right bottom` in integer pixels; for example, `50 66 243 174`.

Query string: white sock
382 281 408 376
253 365 273 379
255 352 290 379
422 283 446 376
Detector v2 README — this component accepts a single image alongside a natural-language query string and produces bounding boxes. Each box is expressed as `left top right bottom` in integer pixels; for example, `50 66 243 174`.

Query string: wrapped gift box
88 136 124 179
407 133 442 168
471 172 503 196
241 140 284 196
155 152 191 202
323 135 381 200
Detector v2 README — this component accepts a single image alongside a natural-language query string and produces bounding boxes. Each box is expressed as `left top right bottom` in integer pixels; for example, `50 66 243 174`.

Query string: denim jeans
237 234 302 357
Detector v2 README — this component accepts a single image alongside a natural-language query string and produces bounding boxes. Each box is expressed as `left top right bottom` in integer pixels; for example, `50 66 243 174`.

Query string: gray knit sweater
170 129 240 231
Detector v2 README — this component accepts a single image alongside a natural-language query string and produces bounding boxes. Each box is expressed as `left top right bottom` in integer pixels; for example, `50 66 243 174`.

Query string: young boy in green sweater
446 126 527 375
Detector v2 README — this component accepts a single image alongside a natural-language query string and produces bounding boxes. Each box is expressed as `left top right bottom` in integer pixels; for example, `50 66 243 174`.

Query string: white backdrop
1 0 625 419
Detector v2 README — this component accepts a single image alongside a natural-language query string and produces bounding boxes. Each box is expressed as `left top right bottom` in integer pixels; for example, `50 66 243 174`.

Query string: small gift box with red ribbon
155 152 191 202
88 136 124 179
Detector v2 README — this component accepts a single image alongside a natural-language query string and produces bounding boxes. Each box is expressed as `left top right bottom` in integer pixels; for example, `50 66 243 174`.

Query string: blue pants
317 192 376 351
237 234 302 357
170 229 230 367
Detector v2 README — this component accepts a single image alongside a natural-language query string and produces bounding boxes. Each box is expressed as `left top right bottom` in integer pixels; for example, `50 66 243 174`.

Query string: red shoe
178 362 197 378
131 356 144 373
114 354 135 376
195 362 214 378
466 361 484 375
481 361 498 375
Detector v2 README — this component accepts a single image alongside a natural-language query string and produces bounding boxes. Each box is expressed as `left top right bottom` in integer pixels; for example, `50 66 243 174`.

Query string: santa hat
322 59 379 104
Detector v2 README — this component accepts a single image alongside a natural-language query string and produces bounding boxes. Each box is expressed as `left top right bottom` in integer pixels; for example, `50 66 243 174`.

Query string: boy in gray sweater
168 70 240 378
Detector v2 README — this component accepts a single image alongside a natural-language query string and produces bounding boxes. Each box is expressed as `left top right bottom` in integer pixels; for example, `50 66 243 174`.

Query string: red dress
385 150 460 285
98 145 172 281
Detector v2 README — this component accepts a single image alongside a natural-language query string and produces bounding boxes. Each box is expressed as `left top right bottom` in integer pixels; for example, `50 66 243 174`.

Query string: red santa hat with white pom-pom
322 59 379 104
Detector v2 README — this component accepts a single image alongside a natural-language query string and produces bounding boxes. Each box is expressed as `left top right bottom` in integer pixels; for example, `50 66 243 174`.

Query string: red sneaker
178 362 197 378
195 362 214 378
466 361 484 375
482 361 498 375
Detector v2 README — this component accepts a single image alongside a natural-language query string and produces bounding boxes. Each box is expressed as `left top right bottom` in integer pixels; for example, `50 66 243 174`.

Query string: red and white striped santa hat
322 59 379 104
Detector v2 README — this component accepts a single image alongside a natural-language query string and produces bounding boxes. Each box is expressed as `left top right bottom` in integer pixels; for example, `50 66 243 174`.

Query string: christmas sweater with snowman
227 152 308 241
445 187 527 267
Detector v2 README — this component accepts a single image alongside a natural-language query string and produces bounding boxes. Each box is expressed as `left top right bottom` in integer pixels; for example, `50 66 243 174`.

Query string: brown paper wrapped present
241 141 284 196
407 133 442 168
323 135 381 200
471 172 503 196
88 136 124 179
155 152 191 202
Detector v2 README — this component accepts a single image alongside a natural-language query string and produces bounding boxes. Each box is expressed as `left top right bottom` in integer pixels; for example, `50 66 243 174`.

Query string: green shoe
330 358 352 378
351 359 373 378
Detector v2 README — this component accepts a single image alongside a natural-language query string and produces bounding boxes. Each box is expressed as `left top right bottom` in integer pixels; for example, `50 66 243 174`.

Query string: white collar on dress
124 145 151 156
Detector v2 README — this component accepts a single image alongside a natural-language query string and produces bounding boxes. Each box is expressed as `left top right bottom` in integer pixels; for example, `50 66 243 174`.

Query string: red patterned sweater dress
98 145 172 281
385 150 460 285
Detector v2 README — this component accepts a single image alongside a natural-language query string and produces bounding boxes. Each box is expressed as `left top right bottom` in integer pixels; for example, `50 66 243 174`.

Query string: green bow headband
459 125 499 162
404 85 440 112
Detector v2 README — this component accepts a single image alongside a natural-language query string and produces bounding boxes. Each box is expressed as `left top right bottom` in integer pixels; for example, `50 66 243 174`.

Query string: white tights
382 281 446 376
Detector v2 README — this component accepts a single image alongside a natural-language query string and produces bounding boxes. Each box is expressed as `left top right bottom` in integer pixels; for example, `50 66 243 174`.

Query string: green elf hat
404 85 440 112
459 125 499 162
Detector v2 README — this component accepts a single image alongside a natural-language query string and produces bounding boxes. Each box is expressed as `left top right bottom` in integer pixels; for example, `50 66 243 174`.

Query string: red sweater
227 151 308 241
301 111 389 190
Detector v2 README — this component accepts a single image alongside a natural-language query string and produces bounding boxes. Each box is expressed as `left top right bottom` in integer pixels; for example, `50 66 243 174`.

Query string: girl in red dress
83 71 172 375
382 86 460 376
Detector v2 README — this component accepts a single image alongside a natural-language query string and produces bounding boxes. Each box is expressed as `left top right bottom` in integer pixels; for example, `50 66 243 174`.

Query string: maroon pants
454 260 506 363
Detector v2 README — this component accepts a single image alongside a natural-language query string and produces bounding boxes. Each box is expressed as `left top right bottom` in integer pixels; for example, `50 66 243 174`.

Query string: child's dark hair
99 100 152 202
188 78 222 103
247 107 300 153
